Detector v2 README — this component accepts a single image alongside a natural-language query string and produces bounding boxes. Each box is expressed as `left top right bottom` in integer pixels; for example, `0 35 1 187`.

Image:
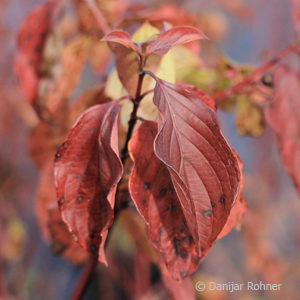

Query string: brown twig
211 44 296 103
120 71 146 164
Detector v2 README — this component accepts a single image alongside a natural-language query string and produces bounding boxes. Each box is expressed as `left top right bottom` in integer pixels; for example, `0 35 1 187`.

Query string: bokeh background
1 0 299 299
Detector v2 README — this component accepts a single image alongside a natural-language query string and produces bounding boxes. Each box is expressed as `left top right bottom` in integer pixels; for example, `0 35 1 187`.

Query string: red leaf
152 79 241 253
179 84 216 111
160 263 195 300
217 151 246 239
54 102 123 263
14 0 59 103
129 121 199 280
35 162 88 264
146 26 207 56
291 0 300 32
101 30 141 54
265 65 300 195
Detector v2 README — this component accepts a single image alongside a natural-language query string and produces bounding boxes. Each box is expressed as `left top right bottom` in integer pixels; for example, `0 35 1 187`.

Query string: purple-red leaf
265 65 300 196
151 79 241 253
129 121 199 280
146 26 207 56
101 30 141 54
35 162 88 264
54 101 123 263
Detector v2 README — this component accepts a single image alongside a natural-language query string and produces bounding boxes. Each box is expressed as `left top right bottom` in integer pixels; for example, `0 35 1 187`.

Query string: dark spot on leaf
58 197 65 205
180 251 189 259
54 153 61 161
90 233 95 239
159 188 167 197
202 209 213 218
211 201 216 208
173 238 181 256
219 194 225 205
180 270 187 278
90 244 98 255
143 182 151 190
170 204 177 212
142 199 146 206
193 256 200 264
77 195 84 202
184 235 193 246
169 186 174 192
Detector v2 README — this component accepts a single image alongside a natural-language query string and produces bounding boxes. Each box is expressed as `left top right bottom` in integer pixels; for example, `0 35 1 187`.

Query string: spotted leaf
129 121 200 280
54 101 123 263
151 78 241 253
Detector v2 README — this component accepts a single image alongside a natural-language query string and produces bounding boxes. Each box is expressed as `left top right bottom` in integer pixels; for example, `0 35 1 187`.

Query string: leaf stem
211 44 296 103
68 255 98 300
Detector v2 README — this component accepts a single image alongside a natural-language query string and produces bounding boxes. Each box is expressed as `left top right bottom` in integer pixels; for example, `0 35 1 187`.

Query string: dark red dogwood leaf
218 151 246 239
35 162 88 264
146 26 207 56
152 78 240 253
14 0 59 103
160 263 195 299
54 101 123 263
265 65 300 195
101 30 141 54
129 121 199 280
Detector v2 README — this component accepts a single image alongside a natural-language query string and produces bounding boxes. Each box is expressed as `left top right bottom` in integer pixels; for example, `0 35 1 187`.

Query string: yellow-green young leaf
183 68 217 91
105 68 127 100
235 95 264 137
131 21 159 42
106 22 177 128
172 45 201 81
138 50 176 122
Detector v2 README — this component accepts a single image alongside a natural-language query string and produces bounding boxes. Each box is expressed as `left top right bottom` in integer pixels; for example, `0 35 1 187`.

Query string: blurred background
0 0 300 299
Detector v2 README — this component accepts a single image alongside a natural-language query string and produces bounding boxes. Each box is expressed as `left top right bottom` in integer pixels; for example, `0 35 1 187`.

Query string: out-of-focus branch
211 44 296 103
84 0 111 34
